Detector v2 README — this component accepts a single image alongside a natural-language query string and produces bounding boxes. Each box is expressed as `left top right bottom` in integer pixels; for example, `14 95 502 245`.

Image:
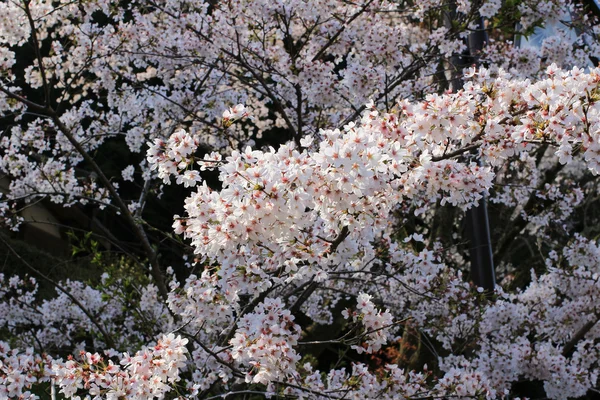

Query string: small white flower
121 165 135 182
300 135 314 148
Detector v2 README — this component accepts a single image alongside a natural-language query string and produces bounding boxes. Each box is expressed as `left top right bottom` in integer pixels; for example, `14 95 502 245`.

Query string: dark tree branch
49 115 169 300
0 234 116 348
562 316 599 357
23 0 52 106
0 82 170 300
289 226 350 315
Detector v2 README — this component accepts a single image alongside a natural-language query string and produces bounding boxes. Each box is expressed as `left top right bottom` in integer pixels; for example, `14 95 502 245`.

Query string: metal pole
465 193 496 291
464 17 496 292
443 6 495 291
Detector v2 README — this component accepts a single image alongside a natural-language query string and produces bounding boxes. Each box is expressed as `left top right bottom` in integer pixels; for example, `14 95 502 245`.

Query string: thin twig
0 235 116 348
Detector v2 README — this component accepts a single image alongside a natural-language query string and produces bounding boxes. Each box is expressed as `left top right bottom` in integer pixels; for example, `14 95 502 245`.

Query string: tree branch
49 115 169 299
22 0 52 106
562 316 599 357
0 234 116 348
289 226 350 314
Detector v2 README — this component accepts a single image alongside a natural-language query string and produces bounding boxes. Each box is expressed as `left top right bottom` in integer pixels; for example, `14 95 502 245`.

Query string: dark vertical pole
465 193 496 291
445 7 495 291
464 17 496 292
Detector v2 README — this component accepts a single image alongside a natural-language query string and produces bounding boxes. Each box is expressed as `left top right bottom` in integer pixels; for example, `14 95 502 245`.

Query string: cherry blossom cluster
52 334 189 399
282 362 497 399
0 273 173 352
0 0 594 282
317 233 600 399
435 234 600 399
3 228 597 399
169 63 600 301
230 297 301 385
166 271 233 336
0 341 50 400
0 333 189 400
342 292 394 354
147 129 204 187
2 0 591 225
222 105 249 127
4 0 600 398
186 343 236 394
6 62 600 398
174 104 496 308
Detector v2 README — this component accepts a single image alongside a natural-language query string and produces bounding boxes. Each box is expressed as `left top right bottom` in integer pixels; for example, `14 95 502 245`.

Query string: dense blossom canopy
2 0 600 399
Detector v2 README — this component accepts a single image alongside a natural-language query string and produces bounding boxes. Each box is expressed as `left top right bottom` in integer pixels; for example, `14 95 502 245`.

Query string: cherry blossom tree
3 0 600 399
